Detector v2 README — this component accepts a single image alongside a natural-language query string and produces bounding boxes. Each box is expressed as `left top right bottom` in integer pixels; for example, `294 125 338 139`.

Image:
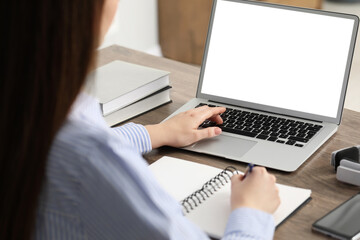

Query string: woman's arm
111 105 225 152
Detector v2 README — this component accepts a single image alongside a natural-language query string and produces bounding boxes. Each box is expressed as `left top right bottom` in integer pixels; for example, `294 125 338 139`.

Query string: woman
0 0 280 239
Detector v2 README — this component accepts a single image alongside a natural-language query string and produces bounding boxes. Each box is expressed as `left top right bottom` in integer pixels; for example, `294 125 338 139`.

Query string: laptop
164 0 359 172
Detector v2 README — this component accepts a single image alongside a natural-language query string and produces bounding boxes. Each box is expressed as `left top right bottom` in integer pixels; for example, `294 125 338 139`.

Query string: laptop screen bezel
196 0 359 124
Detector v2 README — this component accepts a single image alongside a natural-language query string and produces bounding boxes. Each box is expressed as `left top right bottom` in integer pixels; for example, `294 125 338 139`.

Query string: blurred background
100 0 360 112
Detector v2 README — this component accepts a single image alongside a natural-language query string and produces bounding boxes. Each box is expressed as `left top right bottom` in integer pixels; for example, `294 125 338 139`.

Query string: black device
331 146 360 186
312 193 360 240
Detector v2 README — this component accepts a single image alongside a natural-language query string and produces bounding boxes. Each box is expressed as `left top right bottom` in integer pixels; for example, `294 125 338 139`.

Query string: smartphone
312 193 360 240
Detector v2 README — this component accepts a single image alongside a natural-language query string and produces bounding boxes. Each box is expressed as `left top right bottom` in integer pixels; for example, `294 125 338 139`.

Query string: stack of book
93 60 171 126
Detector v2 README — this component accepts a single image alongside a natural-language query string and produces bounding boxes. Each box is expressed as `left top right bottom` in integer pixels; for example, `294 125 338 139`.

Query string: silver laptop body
164 0 359 172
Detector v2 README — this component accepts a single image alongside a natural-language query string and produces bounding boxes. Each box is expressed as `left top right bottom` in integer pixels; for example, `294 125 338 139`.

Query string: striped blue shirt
34 93 275 239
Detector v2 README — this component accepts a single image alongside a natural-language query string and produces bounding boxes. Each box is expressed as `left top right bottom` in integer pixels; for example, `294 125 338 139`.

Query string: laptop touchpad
188 134 257 159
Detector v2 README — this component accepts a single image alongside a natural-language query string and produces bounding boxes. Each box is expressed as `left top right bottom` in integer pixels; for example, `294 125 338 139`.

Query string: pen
243 163 254 179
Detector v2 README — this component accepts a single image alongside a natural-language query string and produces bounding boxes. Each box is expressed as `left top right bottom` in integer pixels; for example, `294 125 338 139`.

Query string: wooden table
98 45 360 240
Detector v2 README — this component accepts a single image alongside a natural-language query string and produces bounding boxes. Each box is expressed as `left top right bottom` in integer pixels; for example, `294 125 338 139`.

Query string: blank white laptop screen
201 0 355 119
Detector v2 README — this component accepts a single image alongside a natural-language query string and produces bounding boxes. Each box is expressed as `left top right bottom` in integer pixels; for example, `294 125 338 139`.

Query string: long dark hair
0 1 104 239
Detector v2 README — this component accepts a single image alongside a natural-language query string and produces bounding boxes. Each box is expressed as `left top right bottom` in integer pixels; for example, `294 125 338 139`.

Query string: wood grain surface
98 45 360 240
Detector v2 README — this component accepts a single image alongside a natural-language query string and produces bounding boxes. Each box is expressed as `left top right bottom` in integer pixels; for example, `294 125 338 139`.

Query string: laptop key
196 103 207 108
267 136 278 142
279 134 289 139
221 127 257 137
236 121 245 126
235 125 243 130
225 119 236 124
253 124 262 129
261 130 271 135
308 130 317 135
296 133 306 138
270 132 280 137
276 140 285 144
252 129 262 134
288 136 309 143
306 127 321 132
256 134 268 140
263 122 272 126
243 127 253 132
295 144 304 147
286 140 296 145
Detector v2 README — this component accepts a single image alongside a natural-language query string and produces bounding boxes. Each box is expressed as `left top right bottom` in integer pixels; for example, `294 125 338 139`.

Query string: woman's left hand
145 105 226 148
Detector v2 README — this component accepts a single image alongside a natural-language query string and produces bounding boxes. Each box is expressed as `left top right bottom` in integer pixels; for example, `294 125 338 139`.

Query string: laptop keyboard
197 103 323 147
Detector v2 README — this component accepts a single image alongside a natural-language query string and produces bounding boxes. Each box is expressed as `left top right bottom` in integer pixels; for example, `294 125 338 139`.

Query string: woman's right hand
230 167 280 214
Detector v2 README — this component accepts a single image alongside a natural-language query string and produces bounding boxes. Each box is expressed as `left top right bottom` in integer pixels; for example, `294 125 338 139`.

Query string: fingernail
215 127 222 135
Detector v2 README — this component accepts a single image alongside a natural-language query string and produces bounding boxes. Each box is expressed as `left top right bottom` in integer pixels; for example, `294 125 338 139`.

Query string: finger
192 105 212 113
195 105 224 112
240 168 249 181
252 166 264 173
185 106 222 124
208 114 223 124
195 106 225 116
195 126 222 142
196 107 226 124
271 174 276 182
231 173 243 183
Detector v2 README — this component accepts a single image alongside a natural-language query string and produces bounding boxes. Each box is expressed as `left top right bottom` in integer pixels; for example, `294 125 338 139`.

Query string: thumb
196 127 222 141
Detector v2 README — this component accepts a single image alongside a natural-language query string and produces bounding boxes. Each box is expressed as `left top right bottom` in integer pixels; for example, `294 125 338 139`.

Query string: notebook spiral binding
181 166 239 214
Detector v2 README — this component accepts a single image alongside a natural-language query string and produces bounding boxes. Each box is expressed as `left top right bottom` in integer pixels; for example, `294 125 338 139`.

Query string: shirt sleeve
111 123 152 154
222 208 275 240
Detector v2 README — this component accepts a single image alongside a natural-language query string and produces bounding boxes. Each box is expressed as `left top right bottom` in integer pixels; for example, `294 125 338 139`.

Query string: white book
104 87 171 127
94 60 170 116
149 156 311 239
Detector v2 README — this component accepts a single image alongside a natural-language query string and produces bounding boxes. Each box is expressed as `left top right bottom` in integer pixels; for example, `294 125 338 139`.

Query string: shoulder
48 116 141 179
50 119 107 160
43 116 140 208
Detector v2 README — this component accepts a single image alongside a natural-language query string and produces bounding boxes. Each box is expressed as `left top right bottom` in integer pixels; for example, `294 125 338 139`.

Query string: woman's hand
145 105 226 148
230 167 280 214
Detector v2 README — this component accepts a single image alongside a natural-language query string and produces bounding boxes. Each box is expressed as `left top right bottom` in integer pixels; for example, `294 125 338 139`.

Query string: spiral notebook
149 156 311 239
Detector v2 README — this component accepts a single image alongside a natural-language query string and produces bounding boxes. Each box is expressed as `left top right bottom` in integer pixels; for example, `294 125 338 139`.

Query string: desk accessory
331 146 360 186
149 156 312 239
312 193 360 240
242 162 254 179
